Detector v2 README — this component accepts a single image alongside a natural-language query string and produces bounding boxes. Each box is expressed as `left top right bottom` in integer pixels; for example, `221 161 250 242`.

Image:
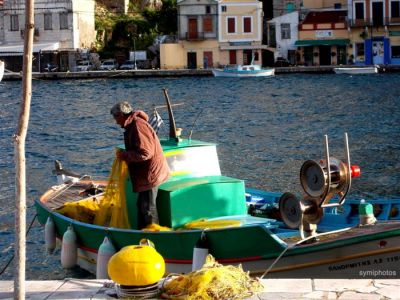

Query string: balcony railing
348 17 400 27
181 32 205 41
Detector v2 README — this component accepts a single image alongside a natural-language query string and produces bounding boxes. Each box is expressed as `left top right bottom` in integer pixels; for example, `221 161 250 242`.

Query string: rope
46 175 91 203
259 226 352 279
0 213 37 276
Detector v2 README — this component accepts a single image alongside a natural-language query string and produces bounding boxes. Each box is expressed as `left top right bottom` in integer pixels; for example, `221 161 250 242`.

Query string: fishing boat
0 60 4 82
212 64 275 77
333 66 379 74
34 90 400 279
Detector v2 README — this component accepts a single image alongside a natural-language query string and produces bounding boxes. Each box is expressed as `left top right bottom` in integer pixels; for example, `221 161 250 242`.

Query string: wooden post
14 0 34 299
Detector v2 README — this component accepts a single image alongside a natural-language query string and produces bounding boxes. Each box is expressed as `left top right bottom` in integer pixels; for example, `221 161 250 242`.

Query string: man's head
111 101 133 128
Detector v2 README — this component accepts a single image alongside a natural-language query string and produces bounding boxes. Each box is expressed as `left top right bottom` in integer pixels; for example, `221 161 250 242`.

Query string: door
229 50 237 65
187 52 197 69
319 46 331 65
372 41 384 64
243 50 252 64
337 46 347 65
304 47 313 66
188 19 198 39
203 51 213 68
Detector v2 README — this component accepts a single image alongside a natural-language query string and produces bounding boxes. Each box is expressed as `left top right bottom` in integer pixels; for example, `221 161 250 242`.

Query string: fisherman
110 101 170 229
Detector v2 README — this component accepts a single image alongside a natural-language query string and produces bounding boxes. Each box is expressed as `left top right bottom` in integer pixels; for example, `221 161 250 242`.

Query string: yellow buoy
108 244 165 286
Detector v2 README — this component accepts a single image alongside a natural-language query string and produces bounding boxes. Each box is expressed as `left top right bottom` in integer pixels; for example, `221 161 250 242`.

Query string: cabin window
243 17 252 33
392 45 400 58
44 13 52 30
10 15 19 31
203 16 213 32
355 2 364 20
227 17 236 33
391 1 400 18
281 23 291 39
59 12 68 29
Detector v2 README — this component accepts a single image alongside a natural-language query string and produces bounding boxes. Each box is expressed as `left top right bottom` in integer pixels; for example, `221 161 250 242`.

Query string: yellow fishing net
161 255 263 299
56 155 131 229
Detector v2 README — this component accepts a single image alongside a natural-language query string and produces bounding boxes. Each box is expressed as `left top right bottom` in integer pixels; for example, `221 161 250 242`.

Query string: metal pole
14 0 34 298
133 37 137 70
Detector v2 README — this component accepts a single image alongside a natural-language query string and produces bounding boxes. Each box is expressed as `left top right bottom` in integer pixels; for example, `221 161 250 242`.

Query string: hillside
94 0 177 60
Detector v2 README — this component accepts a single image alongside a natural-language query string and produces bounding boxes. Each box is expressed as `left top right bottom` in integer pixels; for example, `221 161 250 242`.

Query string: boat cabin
122 138 248 229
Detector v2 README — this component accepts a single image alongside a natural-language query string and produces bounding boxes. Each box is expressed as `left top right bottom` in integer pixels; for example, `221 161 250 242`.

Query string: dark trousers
137 187 159 229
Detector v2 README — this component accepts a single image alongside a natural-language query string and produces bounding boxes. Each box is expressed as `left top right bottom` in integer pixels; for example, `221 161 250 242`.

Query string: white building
267 11 299 64
0 0 95 71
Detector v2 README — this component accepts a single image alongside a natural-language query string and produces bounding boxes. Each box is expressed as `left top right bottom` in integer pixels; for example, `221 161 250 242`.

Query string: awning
294 39 350 46
0 42 60 56
220 44 271 50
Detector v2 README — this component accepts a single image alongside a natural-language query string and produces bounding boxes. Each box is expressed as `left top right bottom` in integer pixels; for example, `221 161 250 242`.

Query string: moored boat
212 64 275 77
34 90 400 279
333 66 379 74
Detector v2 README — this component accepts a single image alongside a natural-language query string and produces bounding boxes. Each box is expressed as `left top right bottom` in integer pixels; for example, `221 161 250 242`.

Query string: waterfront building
160 0 267 69
266 10 299 64
295 9 349 66
347 0 400 65
160 0 219 69
0 0 95 72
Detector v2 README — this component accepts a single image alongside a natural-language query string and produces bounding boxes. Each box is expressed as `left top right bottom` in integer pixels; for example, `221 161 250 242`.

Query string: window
243 17 252 33
206 5 211 14
227 17 235 33
59 12 68 29
44 13 52 30
392 45 400 58
221 6 226 12
281 23 290 39
10 15 19 31
391 1 400 18
203 17 213 32
355 2 364 19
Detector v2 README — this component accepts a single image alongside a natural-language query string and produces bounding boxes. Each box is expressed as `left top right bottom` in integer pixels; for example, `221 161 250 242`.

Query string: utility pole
14 0 34 298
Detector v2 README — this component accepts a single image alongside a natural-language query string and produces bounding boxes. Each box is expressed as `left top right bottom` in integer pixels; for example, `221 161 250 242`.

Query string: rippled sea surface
0 73 399 279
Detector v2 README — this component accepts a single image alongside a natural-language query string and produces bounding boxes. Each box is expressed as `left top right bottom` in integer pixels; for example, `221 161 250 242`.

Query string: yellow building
160 0 266 69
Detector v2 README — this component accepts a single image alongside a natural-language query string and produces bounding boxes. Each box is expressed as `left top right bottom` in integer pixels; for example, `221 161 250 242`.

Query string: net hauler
279 133 361 239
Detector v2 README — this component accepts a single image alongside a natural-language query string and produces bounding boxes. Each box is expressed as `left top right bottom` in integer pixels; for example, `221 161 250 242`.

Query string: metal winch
279 133 361 239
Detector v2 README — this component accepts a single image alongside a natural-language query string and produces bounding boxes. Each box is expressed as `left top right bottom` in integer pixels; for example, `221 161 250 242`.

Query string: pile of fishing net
161 255 263 299
56 156 131 228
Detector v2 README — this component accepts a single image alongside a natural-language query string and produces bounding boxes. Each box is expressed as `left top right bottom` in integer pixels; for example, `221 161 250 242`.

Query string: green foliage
95 0 177 58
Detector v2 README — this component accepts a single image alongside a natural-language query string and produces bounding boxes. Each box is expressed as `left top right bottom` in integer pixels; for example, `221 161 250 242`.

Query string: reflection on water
0 73 399 279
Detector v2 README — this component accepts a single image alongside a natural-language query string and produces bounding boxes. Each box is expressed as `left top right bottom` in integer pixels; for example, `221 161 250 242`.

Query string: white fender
44 217 56 253
96 236 116 279
192 232 209 271
61 225 77 269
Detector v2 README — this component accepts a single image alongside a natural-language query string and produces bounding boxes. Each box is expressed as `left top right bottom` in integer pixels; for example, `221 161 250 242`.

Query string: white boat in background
333 66 379 74
0 60 4 82
212 64 275 77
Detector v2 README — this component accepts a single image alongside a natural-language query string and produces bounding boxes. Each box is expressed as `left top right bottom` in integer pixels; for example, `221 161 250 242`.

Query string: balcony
181 32 205 41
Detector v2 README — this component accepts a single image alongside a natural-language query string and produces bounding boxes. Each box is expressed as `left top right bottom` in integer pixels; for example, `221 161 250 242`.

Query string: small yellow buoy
108 244 165 286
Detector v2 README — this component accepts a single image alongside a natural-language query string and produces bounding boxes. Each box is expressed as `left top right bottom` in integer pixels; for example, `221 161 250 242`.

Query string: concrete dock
1 278 399 299
3 65 400 81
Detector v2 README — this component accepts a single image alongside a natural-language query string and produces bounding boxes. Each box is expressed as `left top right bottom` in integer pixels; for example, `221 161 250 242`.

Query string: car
99 59 118 71
75 60 94 72
119 60 137 70
274 57 291 67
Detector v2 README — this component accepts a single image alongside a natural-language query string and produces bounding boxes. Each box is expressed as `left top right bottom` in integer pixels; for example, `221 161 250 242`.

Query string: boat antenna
189 108 204 140
162 88 177 140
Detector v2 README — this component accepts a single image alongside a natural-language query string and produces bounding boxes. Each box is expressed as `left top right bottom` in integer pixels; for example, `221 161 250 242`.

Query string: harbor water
0 73 399 280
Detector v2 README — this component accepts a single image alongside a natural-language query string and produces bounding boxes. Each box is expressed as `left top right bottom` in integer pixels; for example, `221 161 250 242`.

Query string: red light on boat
350 165 361 178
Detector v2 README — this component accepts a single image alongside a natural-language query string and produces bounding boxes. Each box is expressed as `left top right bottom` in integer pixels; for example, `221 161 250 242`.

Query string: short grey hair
110 101 133 116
